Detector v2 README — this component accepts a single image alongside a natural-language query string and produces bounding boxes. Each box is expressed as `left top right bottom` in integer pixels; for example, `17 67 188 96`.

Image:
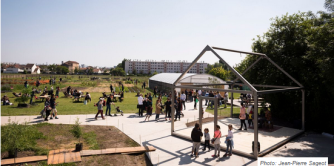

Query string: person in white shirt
223 124 234 157
198 89 202 96
180 91 186 110
138 94 144 117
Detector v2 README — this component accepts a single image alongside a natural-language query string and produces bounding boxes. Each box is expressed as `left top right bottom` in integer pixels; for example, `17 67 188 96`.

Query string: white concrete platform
173 118 303 158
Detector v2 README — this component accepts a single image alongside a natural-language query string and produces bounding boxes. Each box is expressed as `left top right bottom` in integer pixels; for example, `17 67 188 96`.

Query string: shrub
1 121 45 157
70 118 82 143
1 85 11 91
125 80 132 84
15 88 31 104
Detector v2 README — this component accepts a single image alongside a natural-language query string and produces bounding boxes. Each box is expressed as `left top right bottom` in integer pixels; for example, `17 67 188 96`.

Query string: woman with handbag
211 125 222 157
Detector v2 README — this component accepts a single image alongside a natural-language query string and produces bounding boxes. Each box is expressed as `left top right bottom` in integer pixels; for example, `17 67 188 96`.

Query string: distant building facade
125 60 207 74
61 61 79 74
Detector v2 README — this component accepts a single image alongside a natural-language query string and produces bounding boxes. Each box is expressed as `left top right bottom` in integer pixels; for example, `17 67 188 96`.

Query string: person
175 98 182 121
59 77 62 83
95 98 105 120
238 103 247 130
153 87 157 98
205 91 209 106
67 86 71 95
85 92 91 102
55 86 60 98
193 93 198 110
144 105 152 121
224 92 228 108
165 97 172 121
180 91 186 110
191 123 203 158
143 82 146 89
212 125 222 157
148 93 152 107
121 84 124 92
50 94 59 119
223 124 234 157
185 89 188 102
30 88 35 104
119 92 124 102
24 80 28 88
138 94 144 117
155 98 162 121
44 97 52 121
106 94 112 116
102 92 107 98
198 89 202 97
110 84 113 93
248 106 254 127
203 128 211 151
1 95 10 105
49 78 52 85
36 80 40 88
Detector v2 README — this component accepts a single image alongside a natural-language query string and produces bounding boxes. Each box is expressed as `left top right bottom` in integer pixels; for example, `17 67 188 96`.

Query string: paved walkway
1 101 257 166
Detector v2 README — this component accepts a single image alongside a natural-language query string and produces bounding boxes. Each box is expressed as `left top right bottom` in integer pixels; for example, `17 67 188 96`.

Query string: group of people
191 123 234 158
238 103 272 130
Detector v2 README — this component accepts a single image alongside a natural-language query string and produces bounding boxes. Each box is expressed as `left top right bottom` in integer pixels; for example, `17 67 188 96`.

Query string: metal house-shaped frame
169 45 305 159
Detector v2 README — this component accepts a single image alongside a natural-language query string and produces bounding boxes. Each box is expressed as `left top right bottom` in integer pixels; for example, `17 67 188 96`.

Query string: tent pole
253 93 258 158
171 87 175 134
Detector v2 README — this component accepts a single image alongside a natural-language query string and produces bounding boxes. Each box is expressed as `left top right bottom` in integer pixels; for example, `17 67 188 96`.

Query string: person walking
191 123 203 158
95 98 105 120
238 103 247 130
155 98 162 121
50 94 59 119
211 125 222 157
105 94 112 116
165 97 172 121
223 124 234 157
180 91 186 110
138 94 144 117
193 93 198 110
110 84 113 93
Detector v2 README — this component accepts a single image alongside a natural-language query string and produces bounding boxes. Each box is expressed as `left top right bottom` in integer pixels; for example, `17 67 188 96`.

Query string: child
116 106 124 115
248 106 254 127
202 128 211 151
223 124 234 157
211 125 221 157
145 105 152 121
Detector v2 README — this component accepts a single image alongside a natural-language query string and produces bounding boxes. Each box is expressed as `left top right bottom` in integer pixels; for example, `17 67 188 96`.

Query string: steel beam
264 56 303 88
208 46 257 92
212 46 266 56
231 85 234 118
302 89 305 130
171 88 175 134
233 57 263 83
253 93 259 158
233 83 298 89
175 85 251 94
257 87 303 94
199 98 203 130
173 45 211 85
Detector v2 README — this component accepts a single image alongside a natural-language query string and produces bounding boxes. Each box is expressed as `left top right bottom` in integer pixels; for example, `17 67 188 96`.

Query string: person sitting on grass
85 92 91 102
1 95 10 105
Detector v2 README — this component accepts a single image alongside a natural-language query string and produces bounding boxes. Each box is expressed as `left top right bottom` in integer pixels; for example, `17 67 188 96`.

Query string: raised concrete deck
173 118 303 158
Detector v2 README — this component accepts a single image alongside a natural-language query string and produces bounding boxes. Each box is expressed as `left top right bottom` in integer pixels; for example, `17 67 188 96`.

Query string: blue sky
1 0 325 67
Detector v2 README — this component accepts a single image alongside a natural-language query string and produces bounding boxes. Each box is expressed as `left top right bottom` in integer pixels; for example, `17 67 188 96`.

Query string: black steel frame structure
169 45 305 159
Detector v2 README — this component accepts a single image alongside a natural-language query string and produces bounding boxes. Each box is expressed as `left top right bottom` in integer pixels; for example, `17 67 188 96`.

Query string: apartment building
125 60 207 74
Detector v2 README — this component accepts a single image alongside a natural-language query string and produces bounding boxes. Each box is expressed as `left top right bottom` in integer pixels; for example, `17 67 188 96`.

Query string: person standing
185 89 188 102
175 98 182 121
55 86 60 98
49 78 52 85
95 98 105 120
148 93 152 107
223 124 234 157
36 80 40 88
153 87 157 98
155 98 162 121
110 84 113 93
180 91 186 110
211 125 222 157
202 128 211 151
121 84 124 92
191 123 203 158
248 106 254 127
193 93 198 110
24 80 28 88
238 103 247 130
165 97 172 121
50 94 59 119
224 92 228 108
30 88 35 104
59 77 62 84
105 94 112 116
143 82 146 89
44 97 51 121
138 94 144 117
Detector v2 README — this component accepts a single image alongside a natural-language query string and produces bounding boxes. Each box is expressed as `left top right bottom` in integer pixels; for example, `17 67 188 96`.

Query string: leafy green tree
205 60 228 73
23 70 27 74
208 67 230 81
74 67 79 74
88 68 94 75
235 6 334 133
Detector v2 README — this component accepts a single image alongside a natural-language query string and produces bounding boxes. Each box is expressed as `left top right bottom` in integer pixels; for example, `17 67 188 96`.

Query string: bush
1 85 11 91
1 121 45 157
70 118 82 143
15 88 31 104
125 80 132 84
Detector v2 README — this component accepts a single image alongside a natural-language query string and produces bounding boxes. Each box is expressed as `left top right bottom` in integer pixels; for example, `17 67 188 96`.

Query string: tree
205 61 228 73
61 67 69 74
235 5 334 133
47 64 56 73
208 67 230 81
74 67 79 74
88 68 93 75
132 69 137 75
23 70 27 74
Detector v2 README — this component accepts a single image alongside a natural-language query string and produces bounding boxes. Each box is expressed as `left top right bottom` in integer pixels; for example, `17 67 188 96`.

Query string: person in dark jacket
191 123 203 158
105 94 113 116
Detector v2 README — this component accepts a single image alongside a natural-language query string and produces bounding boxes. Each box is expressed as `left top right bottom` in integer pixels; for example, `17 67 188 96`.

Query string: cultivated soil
1 125 151 166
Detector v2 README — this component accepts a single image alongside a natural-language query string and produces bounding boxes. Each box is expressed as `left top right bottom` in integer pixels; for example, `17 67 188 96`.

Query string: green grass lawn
1 92 149 116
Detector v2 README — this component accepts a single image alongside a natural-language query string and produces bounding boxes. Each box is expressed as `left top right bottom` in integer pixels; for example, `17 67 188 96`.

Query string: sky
1 0 325 68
